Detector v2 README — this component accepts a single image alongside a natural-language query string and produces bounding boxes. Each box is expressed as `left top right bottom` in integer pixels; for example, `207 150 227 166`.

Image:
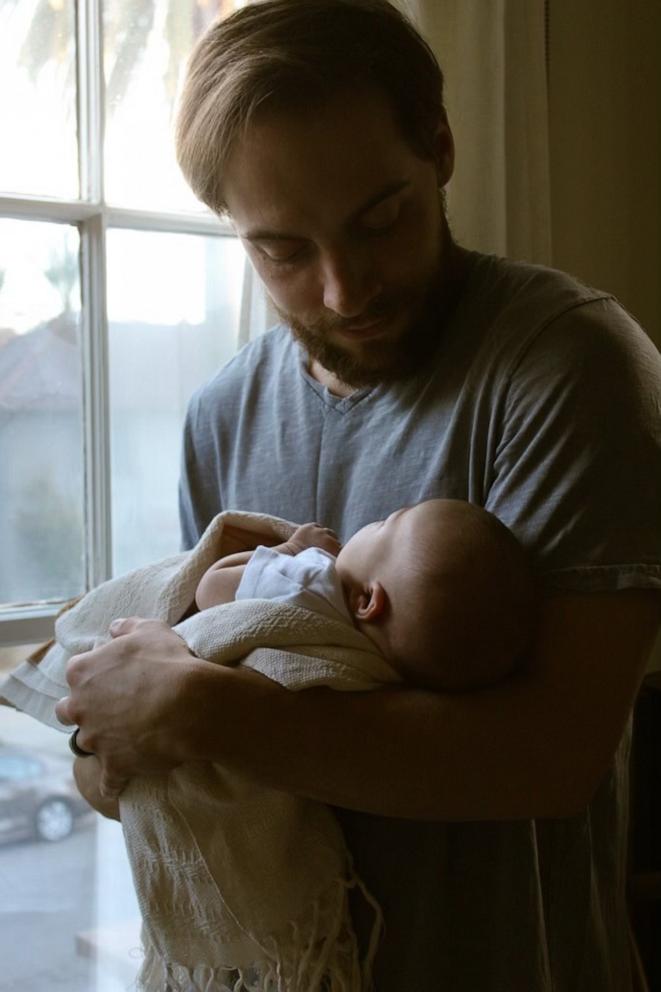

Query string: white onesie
236 545 354 627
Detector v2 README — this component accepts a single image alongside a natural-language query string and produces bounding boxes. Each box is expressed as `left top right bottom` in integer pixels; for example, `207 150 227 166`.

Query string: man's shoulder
470 251 613 322
463 251 651 371
209 322 294 387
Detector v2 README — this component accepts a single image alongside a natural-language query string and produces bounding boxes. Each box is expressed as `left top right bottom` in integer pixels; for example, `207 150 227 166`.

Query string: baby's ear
353 581 387 623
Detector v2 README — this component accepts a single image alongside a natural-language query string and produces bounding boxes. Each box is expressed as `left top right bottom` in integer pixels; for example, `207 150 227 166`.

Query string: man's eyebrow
351 179 411 222
244 229 304 242
243 179 411 242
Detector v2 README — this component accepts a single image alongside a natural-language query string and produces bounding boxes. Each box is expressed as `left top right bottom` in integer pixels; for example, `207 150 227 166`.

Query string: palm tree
45 246 78 314
19 0 235 116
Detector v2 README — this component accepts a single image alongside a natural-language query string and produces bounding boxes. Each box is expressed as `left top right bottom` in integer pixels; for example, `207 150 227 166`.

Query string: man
59 1 661 989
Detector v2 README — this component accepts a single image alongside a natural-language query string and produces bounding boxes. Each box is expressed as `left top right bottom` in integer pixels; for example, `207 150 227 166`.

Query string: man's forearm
180 663 579 821
178 590 659 821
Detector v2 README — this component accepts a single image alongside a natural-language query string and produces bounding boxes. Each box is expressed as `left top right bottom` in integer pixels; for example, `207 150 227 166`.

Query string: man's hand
73 756 121 820
54 618 198 798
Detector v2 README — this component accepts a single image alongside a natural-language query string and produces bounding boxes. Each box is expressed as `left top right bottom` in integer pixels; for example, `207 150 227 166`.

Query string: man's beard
275 279 445 390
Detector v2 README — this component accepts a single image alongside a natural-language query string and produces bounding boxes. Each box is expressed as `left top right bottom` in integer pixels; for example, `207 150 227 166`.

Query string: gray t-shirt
179 251 661 991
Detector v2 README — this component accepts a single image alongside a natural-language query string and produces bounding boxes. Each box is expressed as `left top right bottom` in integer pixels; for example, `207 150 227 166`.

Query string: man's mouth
333 312 396 340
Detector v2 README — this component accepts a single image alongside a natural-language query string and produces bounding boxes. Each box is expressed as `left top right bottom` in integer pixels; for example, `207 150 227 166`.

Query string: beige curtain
406 0 552 265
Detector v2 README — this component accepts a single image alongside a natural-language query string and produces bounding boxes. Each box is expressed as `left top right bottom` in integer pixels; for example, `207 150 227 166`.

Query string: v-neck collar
298 355 376 412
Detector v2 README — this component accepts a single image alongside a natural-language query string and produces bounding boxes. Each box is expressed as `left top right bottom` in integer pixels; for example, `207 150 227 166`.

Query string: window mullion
78 0 111 588
80 213 112 589
77 0 104 203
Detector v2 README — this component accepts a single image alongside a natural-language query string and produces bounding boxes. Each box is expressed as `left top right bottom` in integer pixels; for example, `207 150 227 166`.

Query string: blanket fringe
135 872 382 992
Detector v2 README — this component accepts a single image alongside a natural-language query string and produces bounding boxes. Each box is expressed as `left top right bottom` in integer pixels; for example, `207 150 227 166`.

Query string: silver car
0 745 91 843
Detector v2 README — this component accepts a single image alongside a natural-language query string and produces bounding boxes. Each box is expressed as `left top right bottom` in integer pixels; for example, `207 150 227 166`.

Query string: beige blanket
1 511 399 992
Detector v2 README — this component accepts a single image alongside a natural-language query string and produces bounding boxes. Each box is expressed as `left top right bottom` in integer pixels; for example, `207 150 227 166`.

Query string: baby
196 498 537 691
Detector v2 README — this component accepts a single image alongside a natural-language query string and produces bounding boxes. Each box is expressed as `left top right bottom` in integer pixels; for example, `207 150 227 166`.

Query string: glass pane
0 219 85 608
107 227 245 575
103 0 245 212
0 0 78 199
1 648 141 992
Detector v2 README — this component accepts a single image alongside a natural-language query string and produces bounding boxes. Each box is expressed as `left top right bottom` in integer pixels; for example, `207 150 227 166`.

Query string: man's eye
362 200 401 232
257 241 307 264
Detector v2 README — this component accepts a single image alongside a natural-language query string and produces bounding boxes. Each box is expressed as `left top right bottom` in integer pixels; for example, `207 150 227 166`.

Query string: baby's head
335 499 537 691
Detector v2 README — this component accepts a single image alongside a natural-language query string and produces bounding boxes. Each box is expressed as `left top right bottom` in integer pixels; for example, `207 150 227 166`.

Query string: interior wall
548 0 660 344
548 0 661 671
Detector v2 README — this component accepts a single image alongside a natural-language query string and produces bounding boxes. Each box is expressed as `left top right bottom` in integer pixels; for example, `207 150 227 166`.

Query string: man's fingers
73 757 122 820
108 616 132 637
100 770 128 800
109 616 174 639
55 695 75 726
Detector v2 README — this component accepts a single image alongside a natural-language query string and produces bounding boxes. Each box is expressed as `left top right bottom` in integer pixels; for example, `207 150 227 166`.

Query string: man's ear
353 581 388 623
434 114 455 188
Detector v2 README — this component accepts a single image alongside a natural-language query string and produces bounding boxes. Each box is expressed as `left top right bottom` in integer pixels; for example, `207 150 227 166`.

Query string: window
0 2 258 987
0 0 259 644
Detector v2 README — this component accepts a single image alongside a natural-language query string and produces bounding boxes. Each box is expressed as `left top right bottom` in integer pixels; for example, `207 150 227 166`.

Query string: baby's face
336 505 416 586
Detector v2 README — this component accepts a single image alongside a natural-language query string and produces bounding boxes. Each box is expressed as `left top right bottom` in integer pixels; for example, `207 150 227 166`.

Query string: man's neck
309 361 356 398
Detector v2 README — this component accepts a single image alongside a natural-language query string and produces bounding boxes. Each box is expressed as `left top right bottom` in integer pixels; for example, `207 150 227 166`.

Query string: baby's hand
286 523 341 557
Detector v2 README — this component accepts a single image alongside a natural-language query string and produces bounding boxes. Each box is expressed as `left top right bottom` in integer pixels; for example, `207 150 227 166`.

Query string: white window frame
0 0 235 647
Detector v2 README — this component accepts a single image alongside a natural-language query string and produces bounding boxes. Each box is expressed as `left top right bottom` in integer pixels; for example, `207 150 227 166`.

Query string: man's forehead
222 89 431 231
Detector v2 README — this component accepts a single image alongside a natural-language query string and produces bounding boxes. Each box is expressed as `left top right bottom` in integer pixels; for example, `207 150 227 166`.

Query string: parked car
0 745 91 844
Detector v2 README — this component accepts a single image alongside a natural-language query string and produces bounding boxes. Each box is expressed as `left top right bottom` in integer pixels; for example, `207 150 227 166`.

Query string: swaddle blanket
1 511 400 992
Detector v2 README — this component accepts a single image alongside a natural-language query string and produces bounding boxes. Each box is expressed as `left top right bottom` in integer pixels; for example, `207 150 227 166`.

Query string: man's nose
320 250 381 318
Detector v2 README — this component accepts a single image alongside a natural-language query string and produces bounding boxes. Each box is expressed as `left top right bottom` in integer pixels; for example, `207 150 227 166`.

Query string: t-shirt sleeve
485 297 661 592
178 388 223 551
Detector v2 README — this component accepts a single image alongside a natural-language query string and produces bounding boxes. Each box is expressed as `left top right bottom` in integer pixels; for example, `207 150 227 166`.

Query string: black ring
69 728 94 758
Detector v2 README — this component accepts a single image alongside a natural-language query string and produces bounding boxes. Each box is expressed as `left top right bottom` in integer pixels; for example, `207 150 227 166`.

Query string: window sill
0 606 57 648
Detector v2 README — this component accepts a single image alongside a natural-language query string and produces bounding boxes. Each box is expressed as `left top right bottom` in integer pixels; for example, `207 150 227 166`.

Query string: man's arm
55 588 659 817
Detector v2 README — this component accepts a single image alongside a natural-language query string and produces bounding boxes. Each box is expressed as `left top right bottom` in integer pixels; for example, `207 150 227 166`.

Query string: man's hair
175 0 446 215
